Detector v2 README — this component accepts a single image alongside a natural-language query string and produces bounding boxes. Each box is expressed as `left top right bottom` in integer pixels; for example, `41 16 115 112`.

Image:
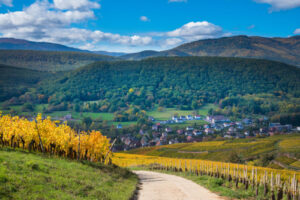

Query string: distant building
206 115 230 124
117 124 123 129
194 115 201 120
186 126 194 131
165 127 172 133
186 115 193 120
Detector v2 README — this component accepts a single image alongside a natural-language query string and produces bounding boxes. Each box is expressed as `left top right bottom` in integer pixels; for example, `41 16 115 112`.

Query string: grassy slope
0 148 138 200
128 134 300 169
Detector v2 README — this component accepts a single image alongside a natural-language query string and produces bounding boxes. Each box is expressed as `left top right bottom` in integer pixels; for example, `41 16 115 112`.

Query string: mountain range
1 35 300 67
121 35 300 67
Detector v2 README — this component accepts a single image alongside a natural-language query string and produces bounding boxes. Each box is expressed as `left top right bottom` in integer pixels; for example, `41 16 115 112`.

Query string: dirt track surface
134 171 223 200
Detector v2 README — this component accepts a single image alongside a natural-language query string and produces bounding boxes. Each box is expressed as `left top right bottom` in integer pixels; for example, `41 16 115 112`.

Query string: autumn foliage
0 112 111 163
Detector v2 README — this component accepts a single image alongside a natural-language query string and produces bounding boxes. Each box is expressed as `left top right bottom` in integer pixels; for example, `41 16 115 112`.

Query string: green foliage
0 148 138 200
37 57 300 113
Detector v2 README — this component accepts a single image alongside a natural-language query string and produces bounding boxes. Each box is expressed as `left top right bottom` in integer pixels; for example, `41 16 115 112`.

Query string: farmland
127 134 300 170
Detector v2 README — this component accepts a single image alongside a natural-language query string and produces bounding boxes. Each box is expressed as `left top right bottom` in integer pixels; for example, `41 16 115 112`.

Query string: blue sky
0 0 299 52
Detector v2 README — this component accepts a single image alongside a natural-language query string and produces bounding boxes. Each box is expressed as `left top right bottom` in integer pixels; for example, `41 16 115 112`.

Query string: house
117 124 123 129
207 115 230 124
186 126 194 131
165 127 172 133
223 123 230 128
244 131 250 136
186 135 194 142
179 116 187 121
185 132 193 136
172 116 179 121
186 115 193 120
194 115 201 120
175 119 184 123
169 138 179 145
177 129 184 135
224 134 233 138
205 128 214 135
204 124 210 129
162 132 168 138
193 130 202 136
152 125 159 131
227 127 237 135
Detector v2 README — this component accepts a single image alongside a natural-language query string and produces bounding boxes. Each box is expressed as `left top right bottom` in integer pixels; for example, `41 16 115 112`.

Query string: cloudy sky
0 0 299 52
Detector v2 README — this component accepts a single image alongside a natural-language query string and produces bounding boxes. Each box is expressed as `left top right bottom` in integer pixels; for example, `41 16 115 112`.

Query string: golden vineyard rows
113 153 300 199
0 112 112 162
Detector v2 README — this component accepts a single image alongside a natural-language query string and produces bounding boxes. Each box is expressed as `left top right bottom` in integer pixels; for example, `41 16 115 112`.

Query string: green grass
127 134 300 169
147 104 217 121
110 121 137 126
0 148 138 200
47 111 114 121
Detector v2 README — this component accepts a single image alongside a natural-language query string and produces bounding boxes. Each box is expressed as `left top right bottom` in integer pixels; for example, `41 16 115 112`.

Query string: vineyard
128 135 300 170
113 153 300 199
0 112 112 162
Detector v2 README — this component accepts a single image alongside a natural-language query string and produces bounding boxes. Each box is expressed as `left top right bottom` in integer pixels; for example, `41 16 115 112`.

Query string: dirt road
134 171 223 200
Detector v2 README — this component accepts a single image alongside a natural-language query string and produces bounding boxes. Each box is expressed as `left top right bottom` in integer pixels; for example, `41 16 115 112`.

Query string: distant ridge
121 35 300 66
0 38 84 52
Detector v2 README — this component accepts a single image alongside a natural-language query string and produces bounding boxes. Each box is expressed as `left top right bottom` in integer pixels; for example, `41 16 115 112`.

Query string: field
127 134 300 170
2 103 216 128
0 148 138 200
147 104 217 121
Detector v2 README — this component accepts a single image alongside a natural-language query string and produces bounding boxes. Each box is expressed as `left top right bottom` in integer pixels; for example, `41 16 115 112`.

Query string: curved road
134 171 223 200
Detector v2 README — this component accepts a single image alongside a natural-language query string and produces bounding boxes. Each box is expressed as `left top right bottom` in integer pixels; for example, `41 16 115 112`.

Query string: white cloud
0 1 227 51
167 21 223 41
163 38 183 46
53 0 100 10
0 1 152 47
294 28 300 34
254 0 300 11
0 0 12 7
140 16 149 22
168 0 187 2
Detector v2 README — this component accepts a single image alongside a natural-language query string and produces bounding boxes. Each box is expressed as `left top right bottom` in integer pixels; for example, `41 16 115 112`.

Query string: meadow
0 148 138 200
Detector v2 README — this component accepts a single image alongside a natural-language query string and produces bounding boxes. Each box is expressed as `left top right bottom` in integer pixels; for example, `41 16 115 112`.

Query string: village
118 114 300 151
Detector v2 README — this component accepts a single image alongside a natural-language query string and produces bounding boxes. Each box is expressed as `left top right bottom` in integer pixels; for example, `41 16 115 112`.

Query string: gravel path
134 171 223 200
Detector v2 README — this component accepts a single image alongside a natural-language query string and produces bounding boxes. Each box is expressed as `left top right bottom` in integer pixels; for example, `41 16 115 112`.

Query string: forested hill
0 50 118 71
0 64 53 101
38 57 300 111
122 35 300 67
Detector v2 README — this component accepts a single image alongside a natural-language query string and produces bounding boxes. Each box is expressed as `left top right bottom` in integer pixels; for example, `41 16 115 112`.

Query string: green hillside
127 134 300 170
0 64 56 101
0 50 118 71
37 56 300 112
0 148 138 200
